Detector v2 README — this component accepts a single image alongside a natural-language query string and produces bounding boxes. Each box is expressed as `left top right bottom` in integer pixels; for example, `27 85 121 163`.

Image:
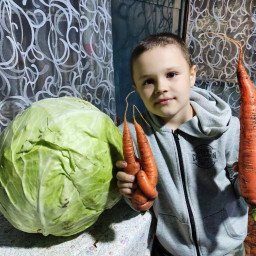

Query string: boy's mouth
155 98 174 105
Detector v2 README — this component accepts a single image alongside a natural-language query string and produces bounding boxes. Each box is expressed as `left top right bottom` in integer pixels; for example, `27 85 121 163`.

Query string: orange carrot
132 188 155 211
123 92 140 176
122 92 158 211
137 170 158 199
133 110 158 190
207 33 256 205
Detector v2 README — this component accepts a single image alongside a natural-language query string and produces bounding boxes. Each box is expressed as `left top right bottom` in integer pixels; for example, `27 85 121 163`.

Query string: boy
116 33 248 256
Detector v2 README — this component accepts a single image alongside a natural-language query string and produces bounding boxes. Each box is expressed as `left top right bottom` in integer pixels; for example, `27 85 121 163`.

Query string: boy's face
132 45 197 129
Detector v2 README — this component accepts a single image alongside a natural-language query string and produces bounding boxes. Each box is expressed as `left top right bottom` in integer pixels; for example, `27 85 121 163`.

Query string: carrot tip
133 105 151 127
124 90 136 120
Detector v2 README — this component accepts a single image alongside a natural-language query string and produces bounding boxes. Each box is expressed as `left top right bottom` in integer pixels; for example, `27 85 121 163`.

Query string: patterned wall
1 0 255 132
0 0 115 133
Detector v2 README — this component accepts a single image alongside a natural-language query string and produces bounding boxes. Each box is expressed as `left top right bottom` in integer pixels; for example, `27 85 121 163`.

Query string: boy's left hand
232 162 238 172
232 161 256 206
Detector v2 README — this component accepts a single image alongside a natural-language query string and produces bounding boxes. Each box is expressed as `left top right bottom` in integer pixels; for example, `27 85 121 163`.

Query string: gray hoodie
119 86 248 256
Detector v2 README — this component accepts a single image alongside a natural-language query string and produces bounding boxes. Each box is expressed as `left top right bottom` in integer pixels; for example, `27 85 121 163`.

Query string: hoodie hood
147 86 233 138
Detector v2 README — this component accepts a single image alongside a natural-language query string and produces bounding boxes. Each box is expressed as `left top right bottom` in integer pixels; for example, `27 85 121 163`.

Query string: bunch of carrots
122 92 158 212
206 33 256 208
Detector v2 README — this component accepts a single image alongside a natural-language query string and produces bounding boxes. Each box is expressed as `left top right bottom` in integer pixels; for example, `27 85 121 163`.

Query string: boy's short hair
130 32 193 83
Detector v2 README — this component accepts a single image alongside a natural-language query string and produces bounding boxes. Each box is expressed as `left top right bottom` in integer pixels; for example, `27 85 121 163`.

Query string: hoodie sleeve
225 116 241 196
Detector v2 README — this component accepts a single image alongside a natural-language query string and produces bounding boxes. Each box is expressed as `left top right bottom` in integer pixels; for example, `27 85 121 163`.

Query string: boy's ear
189 65 197 88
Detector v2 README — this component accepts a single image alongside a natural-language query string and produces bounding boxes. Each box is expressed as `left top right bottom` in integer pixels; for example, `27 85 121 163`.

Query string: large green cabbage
0 97 123 236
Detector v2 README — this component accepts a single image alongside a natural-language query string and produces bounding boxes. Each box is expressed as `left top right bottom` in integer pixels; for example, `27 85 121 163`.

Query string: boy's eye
167 72 177 78
143 79 154 85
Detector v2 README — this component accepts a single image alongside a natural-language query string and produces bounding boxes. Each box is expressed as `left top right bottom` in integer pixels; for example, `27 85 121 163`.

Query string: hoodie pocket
156 213 193 255
222 198 248 239
203 200 248 240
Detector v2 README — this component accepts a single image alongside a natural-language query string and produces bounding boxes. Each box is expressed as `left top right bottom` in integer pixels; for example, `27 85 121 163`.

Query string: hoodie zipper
173 131 201 256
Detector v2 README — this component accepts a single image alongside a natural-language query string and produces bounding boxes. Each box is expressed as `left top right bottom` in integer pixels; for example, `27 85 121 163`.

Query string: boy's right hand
116 160 137 198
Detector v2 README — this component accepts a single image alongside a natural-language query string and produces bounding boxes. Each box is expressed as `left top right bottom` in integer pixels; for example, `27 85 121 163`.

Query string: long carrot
207 32 256 205
123 92 141 176
132 113 158 211
133 108 158 192
123 92 158 211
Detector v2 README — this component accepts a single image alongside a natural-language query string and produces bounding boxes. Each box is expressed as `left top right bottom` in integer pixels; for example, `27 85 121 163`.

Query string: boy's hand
233 162 238 172
232 162 255 206
116 160 137 198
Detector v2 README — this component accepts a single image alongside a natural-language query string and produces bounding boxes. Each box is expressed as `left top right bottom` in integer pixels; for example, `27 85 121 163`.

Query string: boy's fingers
117 180 137 189
116 160 127 168
115 162 136 199
116 171 135 182
233 162 238 172
119 188 133 198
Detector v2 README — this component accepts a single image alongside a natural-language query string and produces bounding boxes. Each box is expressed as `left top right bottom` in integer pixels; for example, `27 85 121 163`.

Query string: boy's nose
155 79 168 94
